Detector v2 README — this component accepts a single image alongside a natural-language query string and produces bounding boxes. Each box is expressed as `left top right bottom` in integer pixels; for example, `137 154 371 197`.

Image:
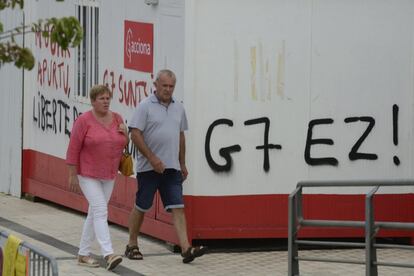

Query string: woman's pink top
66 110 127 180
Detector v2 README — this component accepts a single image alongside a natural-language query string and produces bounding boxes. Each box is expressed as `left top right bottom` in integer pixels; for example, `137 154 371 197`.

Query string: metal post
365 186 379 276
288 187 301 276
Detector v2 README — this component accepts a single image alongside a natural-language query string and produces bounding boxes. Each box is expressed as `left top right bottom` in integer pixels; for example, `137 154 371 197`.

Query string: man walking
126 69 206 263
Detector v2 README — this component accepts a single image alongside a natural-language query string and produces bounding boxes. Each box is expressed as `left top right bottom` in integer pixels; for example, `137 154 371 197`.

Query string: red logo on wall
124 21 153 73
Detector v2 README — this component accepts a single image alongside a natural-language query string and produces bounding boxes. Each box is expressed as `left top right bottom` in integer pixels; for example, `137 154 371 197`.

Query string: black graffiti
205 119 242 172
244 117 282 172
304 116 379 166
205 117 281 173
33 91 82 137
392 104 400 165
344 116 377 161
206 105 400 173
304 118 338 166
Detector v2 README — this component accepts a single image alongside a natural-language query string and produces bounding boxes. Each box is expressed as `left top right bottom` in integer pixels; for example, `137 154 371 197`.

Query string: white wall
0 8 24 196
13 0 414 198
21 0 185 160
185 0 414 195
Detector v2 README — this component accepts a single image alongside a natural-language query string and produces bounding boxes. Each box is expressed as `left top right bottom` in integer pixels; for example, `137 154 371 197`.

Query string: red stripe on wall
22 149 414 244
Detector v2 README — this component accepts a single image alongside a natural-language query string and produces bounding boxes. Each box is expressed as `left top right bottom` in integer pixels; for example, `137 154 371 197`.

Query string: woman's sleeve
66 116 87 165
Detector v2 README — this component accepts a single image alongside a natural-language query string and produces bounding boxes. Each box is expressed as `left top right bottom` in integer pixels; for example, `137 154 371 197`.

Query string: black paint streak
244 117 281 172
344 116 377 161
205 119 241 172
206 106 402 172
393 104 400 165
32 91 82 137
304 118 338 166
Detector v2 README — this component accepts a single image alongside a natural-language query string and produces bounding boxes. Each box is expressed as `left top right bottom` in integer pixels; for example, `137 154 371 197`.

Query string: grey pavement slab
0 193 413 275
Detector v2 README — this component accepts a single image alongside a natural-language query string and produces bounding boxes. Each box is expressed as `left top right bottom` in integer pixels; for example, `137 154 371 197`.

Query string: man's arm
179 131 188 180
130 128 165 173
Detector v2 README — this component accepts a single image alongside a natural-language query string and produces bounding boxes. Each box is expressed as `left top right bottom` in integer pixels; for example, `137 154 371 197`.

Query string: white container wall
1 0 413 243
184 0 414 196
0 7 24 196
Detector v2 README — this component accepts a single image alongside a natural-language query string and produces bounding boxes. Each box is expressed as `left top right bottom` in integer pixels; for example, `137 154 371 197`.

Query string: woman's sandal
77 255 99 267
125 245 143 260
105 254 122 271
181 246 207 264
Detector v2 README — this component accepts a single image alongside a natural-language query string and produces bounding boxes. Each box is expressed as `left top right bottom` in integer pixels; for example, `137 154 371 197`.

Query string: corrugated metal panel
0 8 24 196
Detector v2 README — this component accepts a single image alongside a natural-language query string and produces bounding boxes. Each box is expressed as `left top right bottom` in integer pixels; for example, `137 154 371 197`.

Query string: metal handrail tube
374 243 414 250
297 256 366 265
297 179 414 188
295 240 414 250
289 186 302 197
295 240 365 248
300 219 414 230
375 261 414 269
300 219 365 228
377 221 414 230
21 241 58 273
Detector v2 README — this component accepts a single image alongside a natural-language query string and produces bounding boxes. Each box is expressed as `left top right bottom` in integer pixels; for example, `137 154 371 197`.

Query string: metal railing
288 179 414 276
0 230 58 276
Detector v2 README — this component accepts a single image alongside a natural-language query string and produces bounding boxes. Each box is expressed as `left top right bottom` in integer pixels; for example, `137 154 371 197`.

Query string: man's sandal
125 245 143 260
181 246 207 264
105 254 122 271
77 255 99 267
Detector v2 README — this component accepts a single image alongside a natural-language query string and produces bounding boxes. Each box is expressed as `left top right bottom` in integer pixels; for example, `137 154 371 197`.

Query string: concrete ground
0 193 413 275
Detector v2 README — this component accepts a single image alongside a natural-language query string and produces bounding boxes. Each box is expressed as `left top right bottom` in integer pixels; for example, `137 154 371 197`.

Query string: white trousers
78 175 114 257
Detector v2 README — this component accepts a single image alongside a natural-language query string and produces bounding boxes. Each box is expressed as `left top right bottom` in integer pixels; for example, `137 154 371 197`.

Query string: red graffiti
37 58 71 96
35 28 71 58
35 26 72 96
103 69 150 108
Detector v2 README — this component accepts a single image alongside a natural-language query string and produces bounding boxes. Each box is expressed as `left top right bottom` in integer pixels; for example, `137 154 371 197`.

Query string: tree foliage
0 0 83 70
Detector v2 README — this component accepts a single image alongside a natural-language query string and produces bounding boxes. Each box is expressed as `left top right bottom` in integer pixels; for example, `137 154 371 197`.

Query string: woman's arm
66 115 87 193
115 112 129 145
67 164 81 193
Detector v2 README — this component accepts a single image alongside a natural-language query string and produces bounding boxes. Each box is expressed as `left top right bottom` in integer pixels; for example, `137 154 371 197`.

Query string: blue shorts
135 169 184 212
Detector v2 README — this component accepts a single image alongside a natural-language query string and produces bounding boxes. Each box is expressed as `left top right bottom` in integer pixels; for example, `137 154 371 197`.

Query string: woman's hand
67 165 81 194
118 123 127 134
118 123 129 143
69 174 81 194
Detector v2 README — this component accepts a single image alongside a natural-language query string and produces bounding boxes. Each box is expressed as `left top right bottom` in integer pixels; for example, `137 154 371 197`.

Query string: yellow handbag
119 147 134 176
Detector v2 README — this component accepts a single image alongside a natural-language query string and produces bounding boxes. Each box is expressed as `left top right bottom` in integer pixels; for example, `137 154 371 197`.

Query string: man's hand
180 164 188 181
150 155 165 174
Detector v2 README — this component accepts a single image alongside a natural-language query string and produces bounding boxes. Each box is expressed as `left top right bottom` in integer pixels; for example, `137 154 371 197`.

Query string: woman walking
66 85 127 270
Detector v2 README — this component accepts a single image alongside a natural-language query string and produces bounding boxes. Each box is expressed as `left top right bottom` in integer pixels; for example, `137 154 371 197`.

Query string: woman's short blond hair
89 85 112 101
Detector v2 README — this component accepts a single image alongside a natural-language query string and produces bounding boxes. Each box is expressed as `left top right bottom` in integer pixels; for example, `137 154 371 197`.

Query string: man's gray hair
156 69 176 81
